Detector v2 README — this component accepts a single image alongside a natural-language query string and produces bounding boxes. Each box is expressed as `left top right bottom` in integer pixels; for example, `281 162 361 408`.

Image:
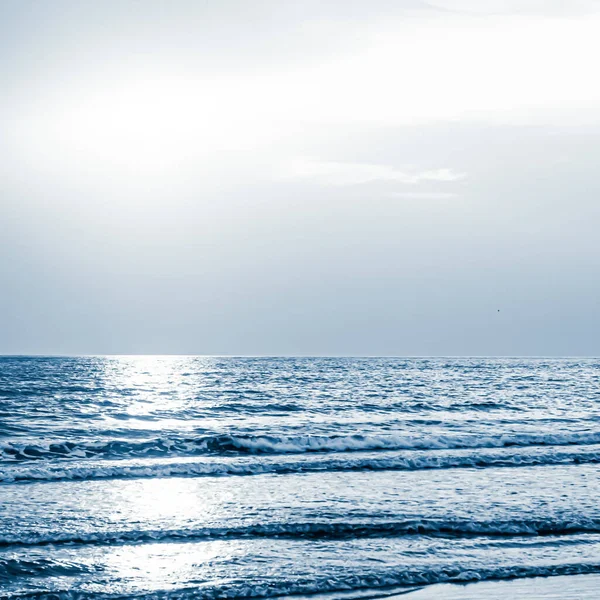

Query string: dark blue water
2 356 600 598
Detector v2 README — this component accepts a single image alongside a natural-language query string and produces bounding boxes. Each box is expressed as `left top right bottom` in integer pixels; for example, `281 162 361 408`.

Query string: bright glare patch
51 77 236 171
16 74 278 185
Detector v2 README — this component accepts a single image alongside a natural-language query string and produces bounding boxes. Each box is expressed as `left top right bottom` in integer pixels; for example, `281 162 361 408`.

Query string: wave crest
5 563 600 599
3 446 600 484
4 517 600 547
4 430 600 462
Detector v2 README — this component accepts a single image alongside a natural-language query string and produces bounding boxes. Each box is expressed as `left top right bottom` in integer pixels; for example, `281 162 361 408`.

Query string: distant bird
497 309 500 312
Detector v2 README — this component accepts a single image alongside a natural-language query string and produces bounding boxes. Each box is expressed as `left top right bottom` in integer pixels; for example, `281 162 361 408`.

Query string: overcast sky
1 0 600 355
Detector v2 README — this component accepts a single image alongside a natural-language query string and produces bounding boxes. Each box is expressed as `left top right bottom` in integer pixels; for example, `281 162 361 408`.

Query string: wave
0 557 96 581
4 429 600 462
5 517 600 547
5 562 600 599
3 445 600 484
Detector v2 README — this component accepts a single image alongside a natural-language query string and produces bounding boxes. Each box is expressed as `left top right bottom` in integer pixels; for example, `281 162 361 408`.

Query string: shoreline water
402 574 600 599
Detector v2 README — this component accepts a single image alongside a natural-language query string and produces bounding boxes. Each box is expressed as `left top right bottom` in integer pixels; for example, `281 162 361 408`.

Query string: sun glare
15 72 279 186
50 77 233 173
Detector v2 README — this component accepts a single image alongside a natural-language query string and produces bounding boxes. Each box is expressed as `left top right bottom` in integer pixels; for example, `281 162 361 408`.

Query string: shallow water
1 356 600 598
404 573 600 599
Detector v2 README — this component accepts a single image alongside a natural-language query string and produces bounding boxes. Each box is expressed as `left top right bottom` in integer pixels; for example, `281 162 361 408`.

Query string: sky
1 0 600 356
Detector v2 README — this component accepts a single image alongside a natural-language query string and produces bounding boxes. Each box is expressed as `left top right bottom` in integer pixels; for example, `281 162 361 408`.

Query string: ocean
1 356 600 599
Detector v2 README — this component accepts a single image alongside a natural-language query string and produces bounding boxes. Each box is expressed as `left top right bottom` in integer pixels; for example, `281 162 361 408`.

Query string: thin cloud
282 159 466 186
387 191 460 199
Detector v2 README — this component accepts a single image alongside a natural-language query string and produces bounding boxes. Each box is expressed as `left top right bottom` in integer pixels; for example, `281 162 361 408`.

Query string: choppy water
2 356 600 599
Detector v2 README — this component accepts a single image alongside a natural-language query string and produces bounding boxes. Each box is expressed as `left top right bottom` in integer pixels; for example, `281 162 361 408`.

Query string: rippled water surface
1 356 600 598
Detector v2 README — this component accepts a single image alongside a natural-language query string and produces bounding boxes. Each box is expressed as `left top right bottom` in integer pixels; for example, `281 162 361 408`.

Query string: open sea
2 356 600 599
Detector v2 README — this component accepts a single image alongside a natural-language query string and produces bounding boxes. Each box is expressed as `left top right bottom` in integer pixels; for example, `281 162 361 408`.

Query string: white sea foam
4 430 600 463
5 562 600 599
3 445 600 484
5 518 600 547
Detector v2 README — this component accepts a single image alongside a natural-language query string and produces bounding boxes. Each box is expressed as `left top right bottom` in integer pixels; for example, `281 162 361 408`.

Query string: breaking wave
3 445 600 484
4 430 600 462
5 562 600 599
5 517 600 548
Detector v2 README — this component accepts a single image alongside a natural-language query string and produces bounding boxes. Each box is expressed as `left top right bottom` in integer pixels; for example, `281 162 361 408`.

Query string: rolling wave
5 518 600 547
3 445 600 484
5 562 600 599
4 429 600 462
0 557 96 580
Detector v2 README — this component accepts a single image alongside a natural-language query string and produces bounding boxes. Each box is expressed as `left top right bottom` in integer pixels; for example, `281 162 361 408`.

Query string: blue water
2 356 600 598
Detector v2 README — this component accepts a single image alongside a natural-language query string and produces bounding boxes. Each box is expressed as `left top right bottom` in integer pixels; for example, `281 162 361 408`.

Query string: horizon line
1 354 599 359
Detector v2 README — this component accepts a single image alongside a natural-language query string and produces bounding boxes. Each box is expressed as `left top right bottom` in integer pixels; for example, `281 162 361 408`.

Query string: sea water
1 356 600 598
